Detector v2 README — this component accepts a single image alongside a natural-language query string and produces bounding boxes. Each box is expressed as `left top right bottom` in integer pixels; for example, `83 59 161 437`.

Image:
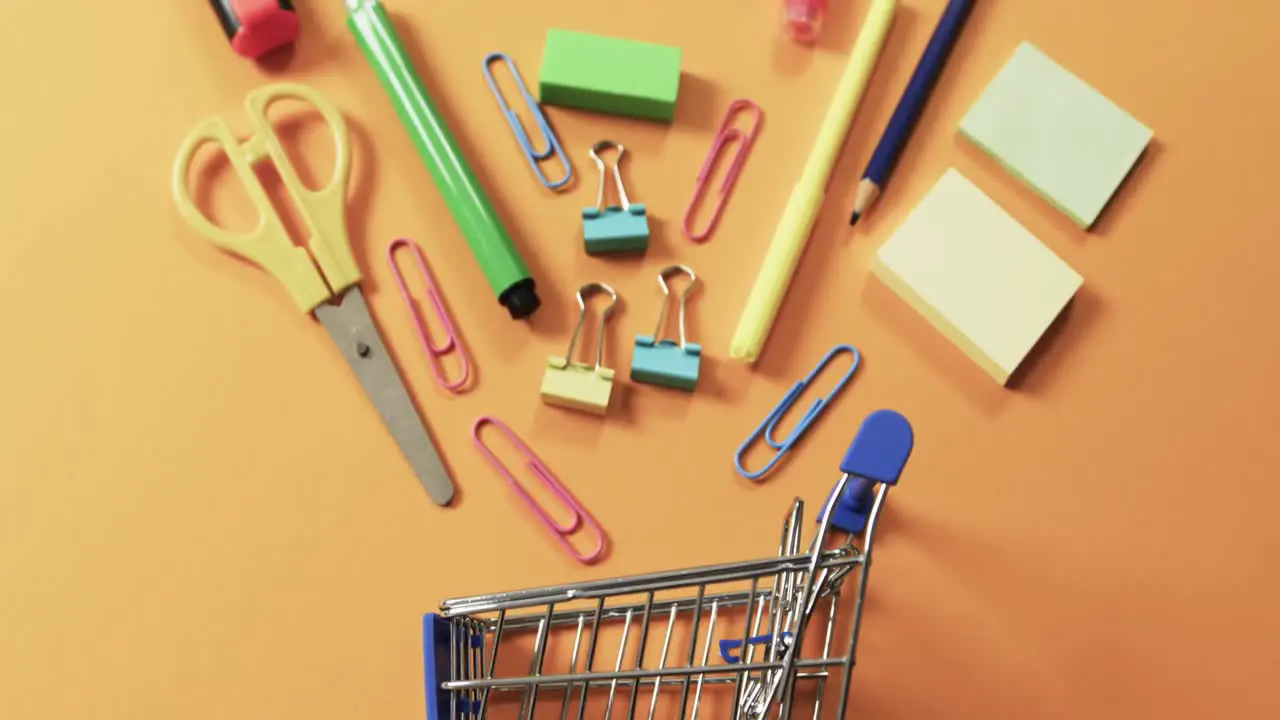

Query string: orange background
2 0 1279 717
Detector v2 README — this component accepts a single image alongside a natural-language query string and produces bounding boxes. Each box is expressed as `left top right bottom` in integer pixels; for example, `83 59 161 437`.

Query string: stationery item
387 238 472 393
683 99 764 242
782 0 828 44
472 416 606 564
849 0 974 225
483 52 573 191
958 41 1154 228
817 409 914 534
729 0 897 364
171 82 455 506
345 0 541 320
582 141 650 255
538 29 682 122
541 283 619 415
872 168 1083 385
734 344 862 481
209 0 299 59
631 265 701 392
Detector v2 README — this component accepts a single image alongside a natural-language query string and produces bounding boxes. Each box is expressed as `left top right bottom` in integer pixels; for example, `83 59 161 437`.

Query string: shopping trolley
422 409 914 720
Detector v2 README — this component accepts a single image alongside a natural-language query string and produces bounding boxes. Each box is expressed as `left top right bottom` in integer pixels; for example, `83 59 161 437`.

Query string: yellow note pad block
872 169 1083 385
541 358 615 415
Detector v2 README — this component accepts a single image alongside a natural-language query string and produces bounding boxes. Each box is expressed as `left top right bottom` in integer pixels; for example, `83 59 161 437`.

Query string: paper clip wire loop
387 238 472 392
683 99 764 242
563 282 619 372
734 344 861 481
472 416 606 564
651 265 698 347
589 141 634 212
483 52 573 191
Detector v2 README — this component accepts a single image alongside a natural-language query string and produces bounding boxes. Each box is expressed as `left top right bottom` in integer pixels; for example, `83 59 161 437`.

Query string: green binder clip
582 141 649 255
631 265 701 392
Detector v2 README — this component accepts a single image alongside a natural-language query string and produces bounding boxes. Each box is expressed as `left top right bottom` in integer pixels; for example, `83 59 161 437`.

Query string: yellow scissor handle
171 82 360 313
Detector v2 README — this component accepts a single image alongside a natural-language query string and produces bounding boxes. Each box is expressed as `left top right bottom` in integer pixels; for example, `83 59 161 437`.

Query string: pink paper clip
388 238 472 392
472 416 607 564
682 99 764 242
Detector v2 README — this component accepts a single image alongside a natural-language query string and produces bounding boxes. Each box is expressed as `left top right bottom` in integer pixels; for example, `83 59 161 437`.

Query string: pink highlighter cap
229 6 299 60
783 0 827 44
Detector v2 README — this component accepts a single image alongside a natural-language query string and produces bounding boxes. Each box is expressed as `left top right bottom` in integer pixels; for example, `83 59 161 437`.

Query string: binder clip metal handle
589 140 633 211
632 265 702 392
562 282 618 372
650 265 696 348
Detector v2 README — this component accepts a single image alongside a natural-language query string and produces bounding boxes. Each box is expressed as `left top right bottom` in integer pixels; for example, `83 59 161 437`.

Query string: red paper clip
472 416 607 564
683 99 764 242
388 238 472 392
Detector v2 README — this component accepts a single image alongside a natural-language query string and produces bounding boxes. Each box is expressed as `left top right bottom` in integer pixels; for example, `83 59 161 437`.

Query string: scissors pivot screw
356 342 372 358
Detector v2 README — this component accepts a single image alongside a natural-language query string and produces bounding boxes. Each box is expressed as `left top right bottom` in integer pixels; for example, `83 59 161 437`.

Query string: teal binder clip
582 140 650 255
631 265 700 391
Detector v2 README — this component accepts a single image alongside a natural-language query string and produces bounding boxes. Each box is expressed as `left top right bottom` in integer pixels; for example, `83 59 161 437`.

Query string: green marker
344 0 540 319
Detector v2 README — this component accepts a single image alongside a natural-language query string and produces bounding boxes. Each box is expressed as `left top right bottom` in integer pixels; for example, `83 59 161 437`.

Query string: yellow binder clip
541 282 620 415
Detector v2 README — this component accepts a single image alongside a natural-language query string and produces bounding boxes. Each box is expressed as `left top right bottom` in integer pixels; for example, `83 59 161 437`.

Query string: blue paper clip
582 140 650 255
734 344 862 481
483 52 573 191
631 265 701 391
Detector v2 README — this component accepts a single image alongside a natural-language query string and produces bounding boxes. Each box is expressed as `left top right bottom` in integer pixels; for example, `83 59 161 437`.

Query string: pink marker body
783 0 827 43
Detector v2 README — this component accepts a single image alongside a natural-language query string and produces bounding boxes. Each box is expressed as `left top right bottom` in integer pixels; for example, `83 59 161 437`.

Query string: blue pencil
850 0 974 225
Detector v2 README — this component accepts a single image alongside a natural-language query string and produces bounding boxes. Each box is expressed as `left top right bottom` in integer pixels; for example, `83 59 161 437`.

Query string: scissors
170 82 455 506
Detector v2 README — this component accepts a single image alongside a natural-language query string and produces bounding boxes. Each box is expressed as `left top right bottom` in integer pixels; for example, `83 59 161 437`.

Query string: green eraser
538 29 681 122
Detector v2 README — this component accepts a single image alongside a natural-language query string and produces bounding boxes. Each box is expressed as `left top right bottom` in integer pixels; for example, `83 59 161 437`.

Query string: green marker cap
500 278 540 320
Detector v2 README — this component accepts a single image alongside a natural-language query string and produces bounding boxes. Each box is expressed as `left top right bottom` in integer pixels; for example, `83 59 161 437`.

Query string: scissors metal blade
314 287 456 506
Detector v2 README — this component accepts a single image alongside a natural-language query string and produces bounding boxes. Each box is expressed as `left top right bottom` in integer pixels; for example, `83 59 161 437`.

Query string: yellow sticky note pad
872 169 1083 385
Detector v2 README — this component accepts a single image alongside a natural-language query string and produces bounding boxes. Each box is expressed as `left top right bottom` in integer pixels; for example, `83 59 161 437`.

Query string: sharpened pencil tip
849 212 862 227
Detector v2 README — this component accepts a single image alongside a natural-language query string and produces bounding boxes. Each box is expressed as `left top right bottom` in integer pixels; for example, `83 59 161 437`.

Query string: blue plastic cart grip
839 409 914 485
819 410 915 535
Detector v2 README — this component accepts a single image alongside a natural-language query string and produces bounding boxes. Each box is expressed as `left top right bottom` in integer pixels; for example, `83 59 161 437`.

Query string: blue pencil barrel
864 0 974 184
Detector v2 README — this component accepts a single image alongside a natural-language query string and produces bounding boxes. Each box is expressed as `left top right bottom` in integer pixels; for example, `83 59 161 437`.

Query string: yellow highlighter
730 0 898 363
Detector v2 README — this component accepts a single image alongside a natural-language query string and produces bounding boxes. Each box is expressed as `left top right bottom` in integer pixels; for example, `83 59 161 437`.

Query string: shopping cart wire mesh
423 409 914 720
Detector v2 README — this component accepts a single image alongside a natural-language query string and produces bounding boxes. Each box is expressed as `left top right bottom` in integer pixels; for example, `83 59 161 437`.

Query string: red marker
208 0 299 60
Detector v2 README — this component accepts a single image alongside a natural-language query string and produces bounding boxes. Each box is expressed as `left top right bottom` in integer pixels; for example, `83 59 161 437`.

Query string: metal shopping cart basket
422 410 914 720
